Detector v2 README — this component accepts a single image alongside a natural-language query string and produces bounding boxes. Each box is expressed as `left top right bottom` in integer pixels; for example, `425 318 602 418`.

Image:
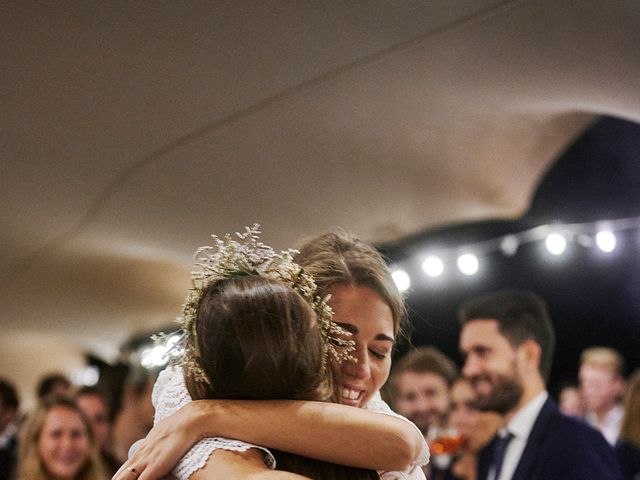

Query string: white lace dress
152 366 276 479
152 366 428 480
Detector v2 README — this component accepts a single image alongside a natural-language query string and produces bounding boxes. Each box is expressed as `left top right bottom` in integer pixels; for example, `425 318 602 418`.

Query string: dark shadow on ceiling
383 116 640 391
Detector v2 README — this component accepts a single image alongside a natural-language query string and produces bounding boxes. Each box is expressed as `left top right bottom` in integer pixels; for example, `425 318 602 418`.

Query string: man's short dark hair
0 377 19 410
387 346 459 400
458 290 555 382
36 373 71 400
74 385 112 415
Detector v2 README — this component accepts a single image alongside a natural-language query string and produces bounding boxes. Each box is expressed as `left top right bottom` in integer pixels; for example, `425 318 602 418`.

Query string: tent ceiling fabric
2 0 640 363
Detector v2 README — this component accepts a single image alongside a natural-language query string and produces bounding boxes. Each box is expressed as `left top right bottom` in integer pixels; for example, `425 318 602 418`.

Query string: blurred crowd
1 328 638 480
0 367 156 480
382 344 640 480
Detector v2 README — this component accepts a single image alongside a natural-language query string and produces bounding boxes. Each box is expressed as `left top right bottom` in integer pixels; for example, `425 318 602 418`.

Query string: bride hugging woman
114 226 429 480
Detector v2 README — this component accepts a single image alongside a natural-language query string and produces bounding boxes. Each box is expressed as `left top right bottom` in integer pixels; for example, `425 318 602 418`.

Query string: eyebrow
336 322 396 344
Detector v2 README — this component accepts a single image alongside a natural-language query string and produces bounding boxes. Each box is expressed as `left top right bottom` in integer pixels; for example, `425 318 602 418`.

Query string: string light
500 235 519 257
389 215 640 287
595 230 616 253
422 255 444 277
457 253 479 275
545 233 567 255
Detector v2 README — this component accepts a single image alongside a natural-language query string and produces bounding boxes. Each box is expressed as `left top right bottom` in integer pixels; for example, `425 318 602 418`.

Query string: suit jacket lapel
478 436 498 480
511 397 555 480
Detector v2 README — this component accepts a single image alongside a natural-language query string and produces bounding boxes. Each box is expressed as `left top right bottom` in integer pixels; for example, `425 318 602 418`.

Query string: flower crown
164 224 355 384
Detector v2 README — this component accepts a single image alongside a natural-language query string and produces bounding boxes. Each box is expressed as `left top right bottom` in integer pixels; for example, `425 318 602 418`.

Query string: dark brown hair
458 289 555 383
185 275 378 479
36 373 71 401
186 275 328 402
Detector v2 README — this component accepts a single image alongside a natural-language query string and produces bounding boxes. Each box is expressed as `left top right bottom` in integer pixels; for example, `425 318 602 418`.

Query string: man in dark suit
458 290 622 480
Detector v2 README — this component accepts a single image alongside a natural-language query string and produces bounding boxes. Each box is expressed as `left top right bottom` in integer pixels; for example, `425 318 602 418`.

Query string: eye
369 348 387 360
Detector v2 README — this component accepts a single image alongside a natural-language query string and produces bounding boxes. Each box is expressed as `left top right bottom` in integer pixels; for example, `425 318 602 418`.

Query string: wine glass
426 425 463 469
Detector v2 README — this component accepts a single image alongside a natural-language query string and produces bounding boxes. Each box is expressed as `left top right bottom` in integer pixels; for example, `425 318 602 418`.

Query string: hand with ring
127 466 139 478
111 402 205 480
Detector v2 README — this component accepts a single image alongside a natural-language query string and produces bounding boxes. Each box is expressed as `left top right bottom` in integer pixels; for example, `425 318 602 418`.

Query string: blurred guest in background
16 396 107 480
0 378 20 480
579 346 626 445
388 346 458 435
557 381 585 418
74 387 120 476
615 369 640 480
110 367 156 463
448 377 501 480
387 346 458 479
36 373 72 402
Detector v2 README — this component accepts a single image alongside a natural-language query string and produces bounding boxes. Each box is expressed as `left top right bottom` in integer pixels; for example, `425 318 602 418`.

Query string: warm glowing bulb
392 269 411 292
545 233 567 255
595 230 616 253
422 256 444 277
457 254 479 276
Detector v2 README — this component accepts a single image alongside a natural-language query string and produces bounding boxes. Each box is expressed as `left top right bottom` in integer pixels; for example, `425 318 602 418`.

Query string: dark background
382 116 640 395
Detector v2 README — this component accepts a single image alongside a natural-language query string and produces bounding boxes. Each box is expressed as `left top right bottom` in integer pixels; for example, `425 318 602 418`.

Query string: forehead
77 395 108 413
328 284 394 339
579 365 617 381
397 371 449 392
42 406 86 431
459 319 511 351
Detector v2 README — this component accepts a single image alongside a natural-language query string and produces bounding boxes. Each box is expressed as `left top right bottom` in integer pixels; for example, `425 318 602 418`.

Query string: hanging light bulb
595 230 616 253
392 269 411 292
545 233 567 255
499 235 519 257
422 255 444 277
457 253 479 276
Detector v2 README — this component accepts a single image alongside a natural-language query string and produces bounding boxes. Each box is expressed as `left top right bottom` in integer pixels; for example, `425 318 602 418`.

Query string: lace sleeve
152 366 276 480
364 392 429 480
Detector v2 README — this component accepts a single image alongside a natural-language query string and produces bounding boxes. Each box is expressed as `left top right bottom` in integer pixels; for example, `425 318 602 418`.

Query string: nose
462 355 479 378
409 393 430 413
342 347 371 380
59 433 74 451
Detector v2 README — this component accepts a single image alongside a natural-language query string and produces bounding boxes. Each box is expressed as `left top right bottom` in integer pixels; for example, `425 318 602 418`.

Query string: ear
517 339 541 374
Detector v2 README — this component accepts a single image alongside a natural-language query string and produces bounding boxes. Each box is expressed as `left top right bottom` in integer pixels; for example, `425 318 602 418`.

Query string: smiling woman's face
38 406 90 480
329 284 395 408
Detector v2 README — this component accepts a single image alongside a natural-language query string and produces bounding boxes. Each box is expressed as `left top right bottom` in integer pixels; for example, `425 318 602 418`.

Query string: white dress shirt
489 391 549 480
0 422 17 449
585 403 623 446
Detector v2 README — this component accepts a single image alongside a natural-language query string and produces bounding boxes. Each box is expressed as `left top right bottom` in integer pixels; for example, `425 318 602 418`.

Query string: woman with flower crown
114 227 429 480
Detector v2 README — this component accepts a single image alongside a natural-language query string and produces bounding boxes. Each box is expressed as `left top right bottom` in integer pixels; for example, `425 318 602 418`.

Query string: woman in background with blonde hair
615 369 640 480
17 396 107 480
